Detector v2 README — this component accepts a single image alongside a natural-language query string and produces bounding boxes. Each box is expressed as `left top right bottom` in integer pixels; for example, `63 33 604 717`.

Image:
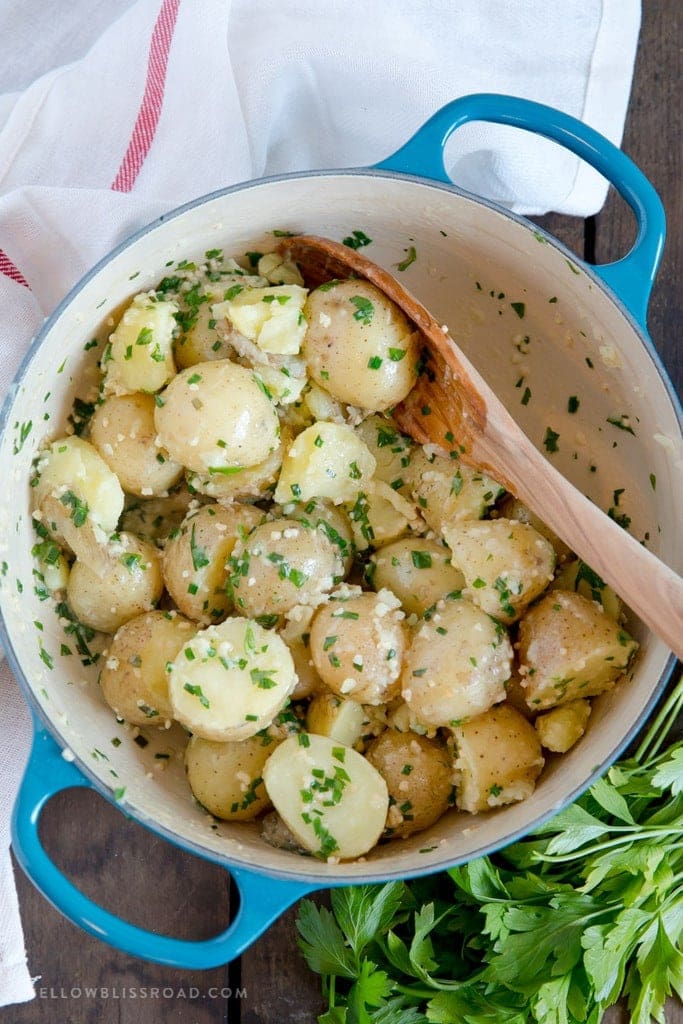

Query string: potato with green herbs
100 609 195 724
281 497 355 573
550 559 622 621
346 481 418 551
443 518 555 624
228 517 344 620
263 733 389 860
451 704 545 813
370 537 465 615
90 393 183 497
274 422 375 506
185 734 274 820
67 533 163 634
309 589 406 705
354 415 415 497
407 446 503 532
33 435 124 541
401 596 512 726
154 360 280 475
167 617 297 742
186 432 286 502
303 279 419 411
365 730 453 838
163 502 264 624
517 590 638 710
497 494 571 563
102 291 177 396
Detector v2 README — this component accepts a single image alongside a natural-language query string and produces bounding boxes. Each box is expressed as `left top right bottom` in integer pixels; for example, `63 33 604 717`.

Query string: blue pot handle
12 726 317 968
375 93 666 327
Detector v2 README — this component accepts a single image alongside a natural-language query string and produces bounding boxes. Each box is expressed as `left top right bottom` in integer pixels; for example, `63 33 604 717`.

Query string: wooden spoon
279 234 683 659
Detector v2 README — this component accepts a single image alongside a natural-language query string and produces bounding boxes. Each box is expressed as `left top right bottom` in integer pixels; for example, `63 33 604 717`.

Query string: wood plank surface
3 3 680 1023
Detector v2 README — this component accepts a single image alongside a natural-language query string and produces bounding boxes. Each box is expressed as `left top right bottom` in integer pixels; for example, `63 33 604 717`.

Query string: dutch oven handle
374 93 666 328
12 725 318 968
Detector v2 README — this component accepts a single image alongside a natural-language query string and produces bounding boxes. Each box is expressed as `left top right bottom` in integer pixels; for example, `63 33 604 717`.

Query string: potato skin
185 734 274 820
90 393 183 497
443 518 555 624
401 597 512 726
452 704 544 813
303 279 419 411
309 590 406 705
100 610 195 724
365 730 453 838
406 447 503 533
517 590 638 710
370 537 465 616
154 360 280 474
497 494 571 563
67 533 163 634
228 517 343 619
162 502 264 624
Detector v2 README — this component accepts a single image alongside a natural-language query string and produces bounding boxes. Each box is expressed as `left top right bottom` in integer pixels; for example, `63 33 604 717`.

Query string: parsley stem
535 827 681 864
634 674 683 762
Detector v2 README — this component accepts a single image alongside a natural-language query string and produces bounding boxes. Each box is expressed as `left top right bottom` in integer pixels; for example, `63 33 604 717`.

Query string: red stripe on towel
111 0 181 192
0 249 29 288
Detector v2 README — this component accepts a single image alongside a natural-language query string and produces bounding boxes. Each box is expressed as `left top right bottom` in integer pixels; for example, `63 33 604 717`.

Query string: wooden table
4 4 680 1021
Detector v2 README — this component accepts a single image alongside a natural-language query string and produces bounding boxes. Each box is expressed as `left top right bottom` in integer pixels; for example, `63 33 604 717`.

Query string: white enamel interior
1 171 681 885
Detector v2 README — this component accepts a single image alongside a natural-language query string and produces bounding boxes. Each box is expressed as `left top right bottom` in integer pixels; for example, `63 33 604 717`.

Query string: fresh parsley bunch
297 678 683 1024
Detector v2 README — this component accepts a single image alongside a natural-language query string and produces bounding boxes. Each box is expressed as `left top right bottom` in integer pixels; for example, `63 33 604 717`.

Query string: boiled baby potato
550 559 622 621
100 609 195 724
274 422 376 505
401 596 512 726
534 699 592 753
173 274 255 368
186 431 286 502
228 517 344 620
306 692 371 748
346 481 418 551
517 590 638 710
90 393 183 497
102 291 177 395
67 533 163 634
497 494 571 563
303 279 419 411
185 734 274 820
407 446 504 534
370 537 465 616
263 733 389 860
443 518 555 624
214 283 308 355
354 415 415 497
33 436 124 539
282 497 355 574
167 617 297 742
163 502 264 624
154 360 280 475
451 704 545 813
365 730 453 838
309 589 406 705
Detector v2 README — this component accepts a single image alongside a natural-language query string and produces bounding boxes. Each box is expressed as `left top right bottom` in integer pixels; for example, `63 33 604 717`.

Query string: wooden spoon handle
477 419 683 659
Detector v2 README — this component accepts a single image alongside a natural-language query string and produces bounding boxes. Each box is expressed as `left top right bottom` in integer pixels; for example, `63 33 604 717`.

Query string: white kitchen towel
0 0 641 1005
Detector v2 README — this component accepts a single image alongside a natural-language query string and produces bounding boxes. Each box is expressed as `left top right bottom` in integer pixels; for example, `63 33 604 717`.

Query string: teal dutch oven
2 94 680 968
